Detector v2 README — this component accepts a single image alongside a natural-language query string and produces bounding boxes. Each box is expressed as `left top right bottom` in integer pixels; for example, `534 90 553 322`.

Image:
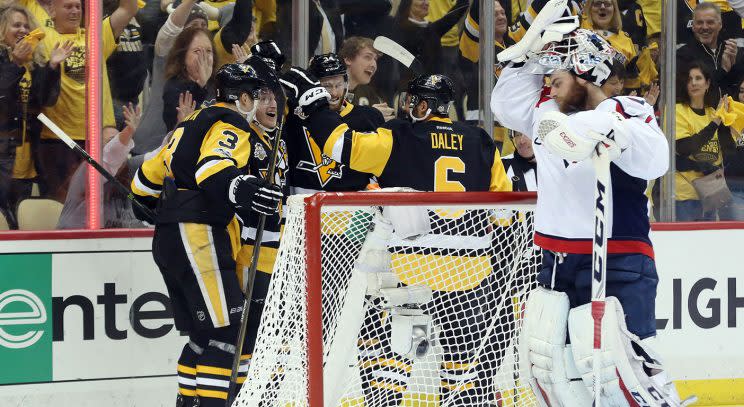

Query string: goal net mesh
234 192 540 407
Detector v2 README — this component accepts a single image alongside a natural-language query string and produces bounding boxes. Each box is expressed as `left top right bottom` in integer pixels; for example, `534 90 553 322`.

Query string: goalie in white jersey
491 1 691 406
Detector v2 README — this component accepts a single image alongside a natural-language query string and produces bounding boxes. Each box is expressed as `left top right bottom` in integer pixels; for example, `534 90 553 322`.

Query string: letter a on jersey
296 126 344 186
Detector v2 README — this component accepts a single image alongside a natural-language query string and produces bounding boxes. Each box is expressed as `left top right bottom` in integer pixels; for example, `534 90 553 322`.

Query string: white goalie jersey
490 66 669 257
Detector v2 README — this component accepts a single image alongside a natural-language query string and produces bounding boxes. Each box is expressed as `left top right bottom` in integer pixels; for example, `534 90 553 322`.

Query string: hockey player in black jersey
286 53 385 194
281 69 512 405
131 61 283 407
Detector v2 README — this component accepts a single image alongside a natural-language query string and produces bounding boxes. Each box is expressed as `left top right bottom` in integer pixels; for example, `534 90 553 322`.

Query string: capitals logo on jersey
296 126 344 187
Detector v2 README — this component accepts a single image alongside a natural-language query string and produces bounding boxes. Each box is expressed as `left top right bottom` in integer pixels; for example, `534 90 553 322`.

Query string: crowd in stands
0 0 744 230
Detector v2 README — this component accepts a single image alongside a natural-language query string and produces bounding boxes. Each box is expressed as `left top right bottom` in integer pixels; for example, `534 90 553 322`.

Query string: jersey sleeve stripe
322 123 351 161
132 169 162 198
195 158 236 186
349 128 394 177
489 150 512 192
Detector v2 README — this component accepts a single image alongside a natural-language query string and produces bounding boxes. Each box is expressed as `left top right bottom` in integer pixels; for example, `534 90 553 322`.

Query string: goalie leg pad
354 212 393 275
568 297 685 407
519 287 593 407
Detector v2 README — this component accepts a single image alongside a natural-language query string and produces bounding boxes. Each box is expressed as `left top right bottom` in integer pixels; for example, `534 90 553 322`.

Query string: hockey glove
279 67 330 119
537 111 629 162
228 174 283 216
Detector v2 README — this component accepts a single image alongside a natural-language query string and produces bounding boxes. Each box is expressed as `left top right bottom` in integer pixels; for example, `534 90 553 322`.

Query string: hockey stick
590 144 612 407
226 55 286 407
373 36 425 75
37 113 156 223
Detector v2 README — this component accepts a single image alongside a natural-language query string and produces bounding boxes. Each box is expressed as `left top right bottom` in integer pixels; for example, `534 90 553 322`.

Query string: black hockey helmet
407 74 455 116
215 62 266 103
250 40 286 72
308 53 347 81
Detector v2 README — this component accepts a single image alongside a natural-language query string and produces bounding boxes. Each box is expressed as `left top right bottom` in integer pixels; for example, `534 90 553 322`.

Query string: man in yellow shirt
36 0 137 202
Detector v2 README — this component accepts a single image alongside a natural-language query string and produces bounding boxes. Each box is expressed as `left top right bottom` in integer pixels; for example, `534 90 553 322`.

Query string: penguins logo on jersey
296 127 344 187
259 139 288 189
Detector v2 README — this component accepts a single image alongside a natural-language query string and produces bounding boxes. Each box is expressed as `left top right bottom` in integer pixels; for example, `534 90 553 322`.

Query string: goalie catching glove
279 67 331 119
537 110 630 162
228 175 283 216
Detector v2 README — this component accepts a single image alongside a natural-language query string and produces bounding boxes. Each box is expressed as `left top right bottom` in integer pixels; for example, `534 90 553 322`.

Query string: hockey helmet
250 40 286 72
407 74 455 116
308 53 348 81
527 28 618 87
215 62 266 103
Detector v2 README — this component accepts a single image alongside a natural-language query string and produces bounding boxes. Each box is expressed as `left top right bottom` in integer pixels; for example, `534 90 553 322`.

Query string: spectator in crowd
674 61 733 221
501 131 536 192
0 4 72 228
380 0 468 102
36 0 138 202
428 0 466 118
458 0 513 152
338 0 392 39
677 2 744 99
58 103 143 229
339 36 394 119
719 76 744 220
581 0 645 91
161 26 216 131
618 0 647 51
132 0 207 154
105 0 147 130
16 0 53 30
679 0 744 47
601 60 627 97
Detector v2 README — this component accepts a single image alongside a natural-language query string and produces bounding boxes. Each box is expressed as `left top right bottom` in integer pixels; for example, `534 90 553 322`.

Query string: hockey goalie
490 0 693 406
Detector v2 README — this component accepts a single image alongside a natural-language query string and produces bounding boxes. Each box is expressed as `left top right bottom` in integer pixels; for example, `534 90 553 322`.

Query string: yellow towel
21 28 45 51
716 96 744 133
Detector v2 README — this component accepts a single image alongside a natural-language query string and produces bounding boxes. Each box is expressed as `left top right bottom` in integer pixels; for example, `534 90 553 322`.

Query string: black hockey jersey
234 122 289 278
286 101 384 193
304 110 511 192
131 103 255 226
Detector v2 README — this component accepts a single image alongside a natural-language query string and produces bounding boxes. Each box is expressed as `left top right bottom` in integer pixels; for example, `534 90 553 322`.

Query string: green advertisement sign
0 254 53 384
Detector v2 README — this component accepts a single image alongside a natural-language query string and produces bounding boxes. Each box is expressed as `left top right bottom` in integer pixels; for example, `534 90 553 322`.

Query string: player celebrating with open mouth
491 0 693 406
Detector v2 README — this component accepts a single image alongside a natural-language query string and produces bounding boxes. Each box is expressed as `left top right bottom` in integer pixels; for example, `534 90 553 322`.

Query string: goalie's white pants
520 287 685 407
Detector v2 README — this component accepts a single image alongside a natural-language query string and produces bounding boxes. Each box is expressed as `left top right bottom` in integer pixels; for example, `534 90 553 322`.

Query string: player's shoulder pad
600 96 655 119
204 105 253 133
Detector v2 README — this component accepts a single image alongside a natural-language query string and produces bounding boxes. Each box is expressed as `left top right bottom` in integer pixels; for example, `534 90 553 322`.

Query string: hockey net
234 190 540 407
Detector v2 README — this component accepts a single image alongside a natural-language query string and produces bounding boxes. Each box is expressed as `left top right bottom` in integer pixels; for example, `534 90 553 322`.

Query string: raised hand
722 39 738 72
49 40 75 70
232 43 249 64
643 82 660 106
176 90 196 124
11 40 33 66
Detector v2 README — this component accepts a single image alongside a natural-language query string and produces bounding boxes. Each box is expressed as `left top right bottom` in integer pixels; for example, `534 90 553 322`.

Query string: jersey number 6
434 156 465 218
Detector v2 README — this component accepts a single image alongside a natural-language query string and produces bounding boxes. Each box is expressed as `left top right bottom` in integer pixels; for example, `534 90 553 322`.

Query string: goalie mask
407 74 455 122
527 28 617 87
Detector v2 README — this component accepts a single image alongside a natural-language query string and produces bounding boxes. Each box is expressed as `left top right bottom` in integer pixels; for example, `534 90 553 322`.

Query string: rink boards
0 226 742 406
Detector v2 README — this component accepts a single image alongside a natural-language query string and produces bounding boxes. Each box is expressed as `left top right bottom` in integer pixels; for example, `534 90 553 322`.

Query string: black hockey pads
228 175 283 216
279 67 330 119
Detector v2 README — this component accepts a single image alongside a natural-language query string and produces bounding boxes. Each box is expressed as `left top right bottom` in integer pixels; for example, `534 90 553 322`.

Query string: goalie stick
37 113 156 224
226 55 287 407
591 143 611 407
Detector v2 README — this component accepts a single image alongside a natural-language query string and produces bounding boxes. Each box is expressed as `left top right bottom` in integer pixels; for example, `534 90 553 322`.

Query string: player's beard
557 79 588 113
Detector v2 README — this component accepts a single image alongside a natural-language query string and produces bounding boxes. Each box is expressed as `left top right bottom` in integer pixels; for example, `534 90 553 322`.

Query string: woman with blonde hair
0 4 72 228
581 0 649 91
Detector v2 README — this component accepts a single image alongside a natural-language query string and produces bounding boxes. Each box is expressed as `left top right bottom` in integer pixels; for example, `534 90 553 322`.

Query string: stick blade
373 36 425 75
37 113 77 149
